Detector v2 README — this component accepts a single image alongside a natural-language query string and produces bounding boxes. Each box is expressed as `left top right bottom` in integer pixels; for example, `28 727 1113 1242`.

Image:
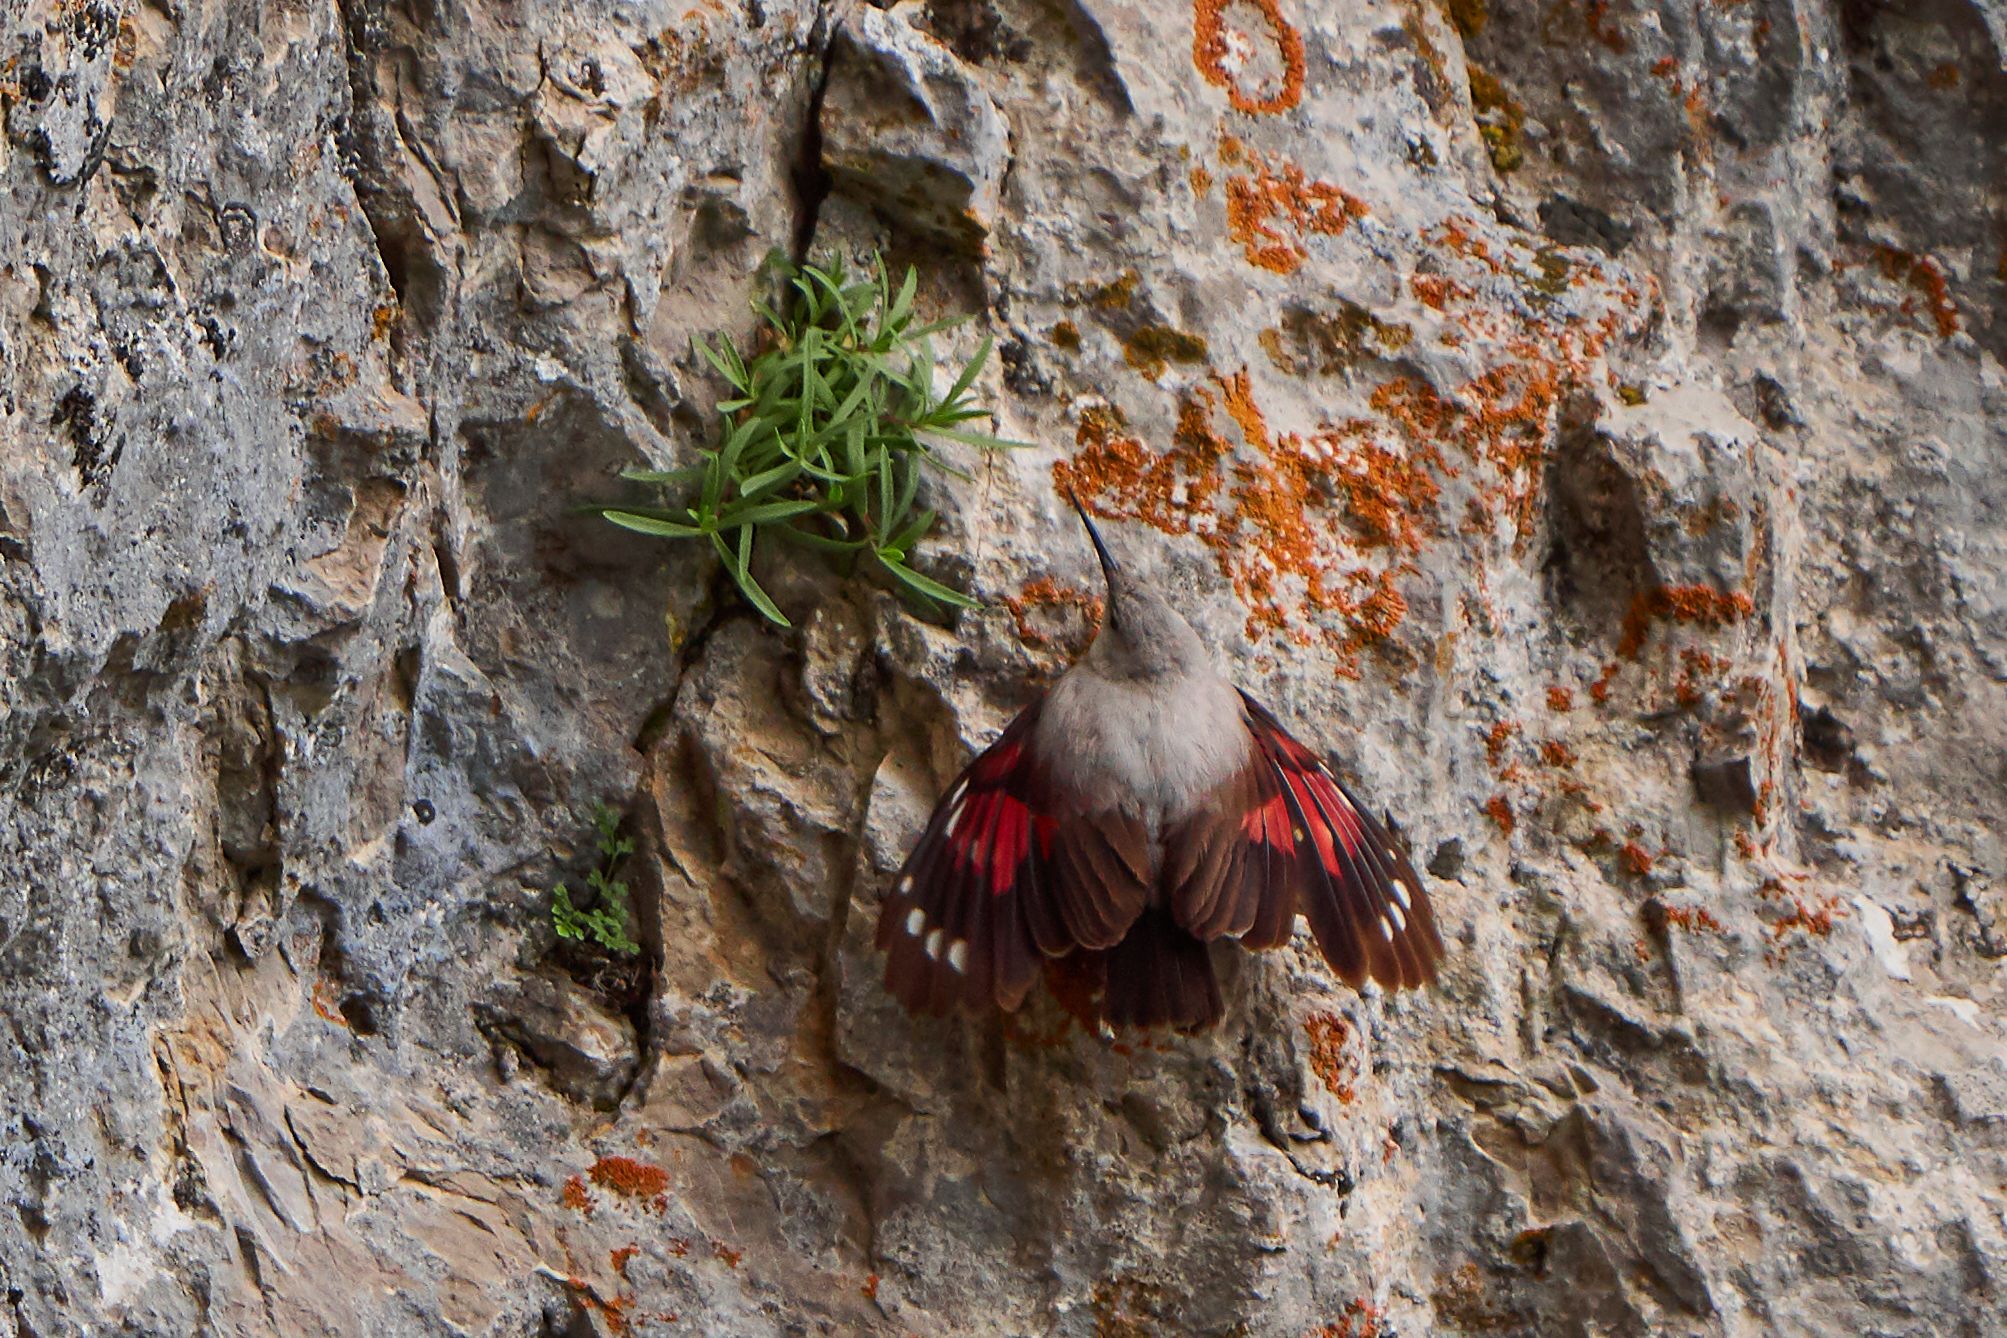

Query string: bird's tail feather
1100 907 1223 1032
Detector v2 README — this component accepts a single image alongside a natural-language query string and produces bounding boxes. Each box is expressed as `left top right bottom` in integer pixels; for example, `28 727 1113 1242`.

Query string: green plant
551 803 639 956
595 251 1020 626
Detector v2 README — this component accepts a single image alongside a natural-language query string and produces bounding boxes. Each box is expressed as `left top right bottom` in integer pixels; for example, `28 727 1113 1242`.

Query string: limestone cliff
1 0 2003 1334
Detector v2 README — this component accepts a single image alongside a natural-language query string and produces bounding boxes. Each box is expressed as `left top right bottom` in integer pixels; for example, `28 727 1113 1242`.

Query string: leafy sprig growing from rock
597 252 1018 626
551 803 639 956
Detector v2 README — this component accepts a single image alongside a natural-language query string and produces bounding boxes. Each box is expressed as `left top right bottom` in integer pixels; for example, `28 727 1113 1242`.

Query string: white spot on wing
947 940 968 973
905 909 925 936
899 875 913 894
925 928 944 960
1389 902 1407 933
1392 879 1411 909
1379 915 1394 941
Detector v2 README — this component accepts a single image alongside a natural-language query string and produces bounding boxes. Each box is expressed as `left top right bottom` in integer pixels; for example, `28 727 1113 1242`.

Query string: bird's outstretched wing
876 699 1149 1017
1167 691 1444 991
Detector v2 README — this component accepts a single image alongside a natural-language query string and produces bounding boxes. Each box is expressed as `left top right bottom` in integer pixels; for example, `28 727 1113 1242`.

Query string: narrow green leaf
889 508 936 553
736 456 805 500
887 265 917 331
942 335 992 405
604 510 707 538
620 466 706 485
582 504 696 524
875 446 894 540
891 453 921 528
880 554 979 608
916 425 1030 451
721 499 821 526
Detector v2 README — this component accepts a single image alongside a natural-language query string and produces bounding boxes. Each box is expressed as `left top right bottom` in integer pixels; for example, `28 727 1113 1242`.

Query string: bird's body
877 499 1445 1031
1037 664 1247 839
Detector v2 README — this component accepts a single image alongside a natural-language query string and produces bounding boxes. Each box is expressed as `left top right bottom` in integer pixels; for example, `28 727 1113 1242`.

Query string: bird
875 494 1446 1032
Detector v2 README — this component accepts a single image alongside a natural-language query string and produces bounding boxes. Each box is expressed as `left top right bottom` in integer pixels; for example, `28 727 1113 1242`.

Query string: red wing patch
1230 691 1444 991
876 700 1144 1019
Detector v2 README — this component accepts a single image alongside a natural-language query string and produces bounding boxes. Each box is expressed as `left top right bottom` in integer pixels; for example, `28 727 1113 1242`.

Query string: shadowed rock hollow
1 0 2003 1334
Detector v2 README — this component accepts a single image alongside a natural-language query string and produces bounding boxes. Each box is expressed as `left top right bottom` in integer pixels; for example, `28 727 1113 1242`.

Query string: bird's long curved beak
1067 488 1120 592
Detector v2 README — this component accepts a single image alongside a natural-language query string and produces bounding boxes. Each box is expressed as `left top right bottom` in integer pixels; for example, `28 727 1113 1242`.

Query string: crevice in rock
631 566 747 758
1543 424 1654 646
7 1287 41 1338
333 0 446 334
788 22 837 265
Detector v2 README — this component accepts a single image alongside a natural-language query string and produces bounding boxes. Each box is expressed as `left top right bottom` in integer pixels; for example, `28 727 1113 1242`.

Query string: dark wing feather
1242 690 1443 989
1168 691 1443 992
879 702 1052 1016
877 698 1151 1018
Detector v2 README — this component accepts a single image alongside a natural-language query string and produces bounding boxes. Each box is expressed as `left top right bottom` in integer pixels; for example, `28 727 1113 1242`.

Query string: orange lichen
1540 740 1576 768
1432 1264 1520 1331
1059 210 1641 677
588 1157 670 1199
1585 0 1628 51
310 980 351 1027
1003 576 1104 651
1336 436 1449 552
1484 720 1518 767
1618 842 1654 877
1307 1299 1389 1338
1304 1013 1358 1104
712 1242 743 1268
1767 895 1846 962
1662 905 1725 933
1371 327 1567 547
1927 61 1959 89
1050 320 1081 350
1547 686 1573 712
561 1175 592 1212
1650 56 1678 77
1734 830 1758 859
1673 647 1731 708
611 1246 640 1278
1223 143 1369 275
564 1279 632 1337
1411 274 1470 310
1618 585 1755 659
1875 246 1959 337
1056 371 1447 674
1190 165 1214 196
1589 661 1619 703
862 1273 880 1300
1484 794 1515 835
1193 0 1307 114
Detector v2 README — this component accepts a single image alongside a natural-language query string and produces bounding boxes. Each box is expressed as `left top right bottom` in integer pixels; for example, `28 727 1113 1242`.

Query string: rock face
1 0 2004 1334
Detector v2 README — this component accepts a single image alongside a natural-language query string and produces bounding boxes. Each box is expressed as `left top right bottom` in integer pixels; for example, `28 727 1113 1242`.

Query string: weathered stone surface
3 0 2005 1335
822 3 1010 251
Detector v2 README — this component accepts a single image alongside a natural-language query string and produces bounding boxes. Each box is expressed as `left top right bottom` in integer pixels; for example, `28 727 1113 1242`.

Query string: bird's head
1068 491 1210 683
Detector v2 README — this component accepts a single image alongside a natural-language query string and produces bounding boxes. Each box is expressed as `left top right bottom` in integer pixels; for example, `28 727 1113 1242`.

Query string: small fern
551 803 639 956
593 250 1021 626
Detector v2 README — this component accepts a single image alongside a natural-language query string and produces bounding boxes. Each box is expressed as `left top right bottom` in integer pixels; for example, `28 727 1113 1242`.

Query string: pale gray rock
2 0 2006 1335
821 3 1010 252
